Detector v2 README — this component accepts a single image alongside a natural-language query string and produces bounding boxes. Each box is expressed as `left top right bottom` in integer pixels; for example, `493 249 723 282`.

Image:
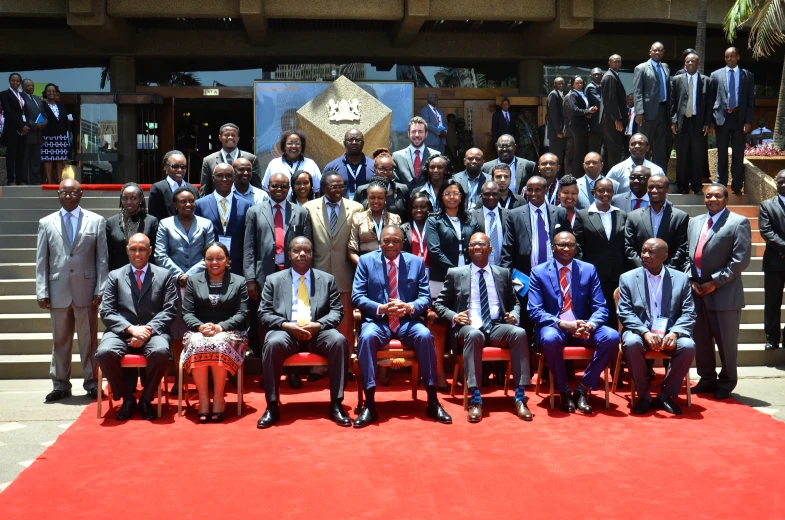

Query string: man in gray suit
392 116 440 190
199 123 262 197
618 238 696 415
453 147 488 209
575 152 618 210
633 41 672 170
21 79 46 185
96 233 178 421
420 93 447 154
36 179 109 401
481 135 537 196
688 184 751 399
546 77 566 176
256 237 350 428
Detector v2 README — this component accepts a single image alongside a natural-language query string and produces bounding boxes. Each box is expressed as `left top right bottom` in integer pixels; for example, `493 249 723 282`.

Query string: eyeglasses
325 184 345 190
167 164 187 170
57 191 80 197
497 144 514 150
382 238 402 245
344 138 363 143
468 242 489 248
214 175 233 180
443 192 462 198
376 167 394 173
269 184 289 190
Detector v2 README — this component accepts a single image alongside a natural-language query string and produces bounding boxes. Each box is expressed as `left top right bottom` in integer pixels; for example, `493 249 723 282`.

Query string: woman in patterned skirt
40 83 71 184
182 242 249 423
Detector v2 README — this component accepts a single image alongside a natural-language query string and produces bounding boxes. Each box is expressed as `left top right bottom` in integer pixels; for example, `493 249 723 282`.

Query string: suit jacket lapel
587 212 607 243
311 270 321 307
172 216 190 241
547 261 561 306
283 269 293 321
522 205 532 243
641 206 655 238
69 211 86 250
705 210 729 245
398 255 409 301
335 199 349 236
661 268 672 320
57 213 71 250
139 265 155 299
442 214 459 240
128 265 141 298
259 202 275 235
283 201 295 234
636 269 650 323
460 268 471 310
612 211 624 238
313 198 327 237
491 266 506 314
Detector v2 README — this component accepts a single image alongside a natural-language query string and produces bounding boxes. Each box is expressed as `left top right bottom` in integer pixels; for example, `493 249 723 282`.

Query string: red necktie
632 198 642 210
388 260 400 333
135 269 143 291
694 217 713 272
274 204 284 255
413 150 421 181
560 267 572 313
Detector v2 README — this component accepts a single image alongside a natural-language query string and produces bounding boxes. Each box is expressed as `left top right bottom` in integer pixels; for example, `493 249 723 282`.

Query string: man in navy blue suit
195 163 251 276
528 231 618 414
351 226 452 428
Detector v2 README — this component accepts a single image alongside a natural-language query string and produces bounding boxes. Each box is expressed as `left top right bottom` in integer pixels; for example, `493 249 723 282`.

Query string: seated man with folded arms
528 231 618 415
617 238 696 415
434 232 531 423
96 233 178 421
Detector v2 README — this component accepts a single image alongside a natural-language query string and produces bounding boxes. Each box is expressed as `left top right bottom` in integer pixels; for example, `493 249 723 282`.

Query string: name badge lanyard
546 181 560 206
425 183 439 211
346 162 362 187
13 90 25 122
373 211 385 247
412 221 426 257
217 201 230 235
648 276 663 319
285 159 303 176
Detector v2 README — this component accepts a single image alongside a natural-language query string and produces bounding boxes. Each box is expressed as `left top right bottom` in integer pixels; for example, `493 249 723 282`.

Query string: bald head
126 233 152 268
641 238 669 273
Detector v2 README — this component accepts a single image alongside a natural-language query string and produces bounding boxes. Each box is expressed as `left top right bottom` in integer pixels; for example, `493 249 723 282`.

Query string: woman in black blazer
181 242 249 422
40 83 72 184
106 183 159 271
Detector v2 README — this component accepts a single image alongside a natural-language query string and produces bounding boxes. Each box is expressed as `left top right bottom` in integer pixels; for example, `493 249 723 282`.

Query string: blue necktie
729 70 737 110
656 62 666 101
488 212 500 266
477 269 493 333
536 208 547 265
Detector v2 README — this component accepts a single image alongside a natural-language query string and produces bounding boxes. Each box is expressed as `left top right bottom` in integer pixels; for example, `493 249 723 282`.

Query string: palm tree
696 0 708 73
725 0 785 148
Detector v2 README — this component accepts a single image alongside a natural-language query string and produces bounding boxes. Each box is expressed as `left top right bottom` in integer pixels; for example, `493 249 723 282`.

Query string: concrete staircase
0 187 782 379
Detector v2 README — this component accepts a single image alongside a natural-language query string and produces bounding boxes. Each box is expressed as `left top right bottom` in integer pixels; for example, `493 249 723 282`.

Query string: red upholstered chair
96 354 167 419
535 348 610 410
450 347 512 410
177 358 244 417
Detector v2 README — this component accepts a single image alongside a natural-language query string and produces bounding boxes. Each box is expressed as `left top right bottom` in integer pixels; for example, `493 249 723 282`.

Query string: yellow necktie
220 198 228 228
297 275 310 325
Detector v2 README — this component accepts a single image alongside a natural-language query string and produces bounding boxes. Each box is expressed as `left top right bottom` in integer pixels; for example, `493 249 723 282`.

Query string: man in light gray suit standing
21 79 46 185
618 238 696 415
36 179 109 401
688 184 751 399
420 93 447 154
392 116 440 190
633 42 671 170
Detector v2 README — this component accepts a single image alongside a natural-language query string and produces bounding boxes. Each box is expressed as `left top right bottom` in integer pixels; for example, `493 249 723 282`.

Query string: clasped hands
198 322 224 337
691 280 717 297
558 319 594 339
644 331 678 352
379 298 413 319
281 321 322 341
125 325 153 348
453 310 516 327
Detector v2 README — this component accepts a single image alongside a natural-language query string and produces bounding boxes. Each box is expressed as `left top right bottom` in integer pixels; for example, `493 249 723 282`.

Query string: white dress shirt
408 144 426 164
212 190 233 232
59 206 81 243
166 175 185 193
650 204 666 237
607 158 665 193
231 183 269 206
132 263 150 285
645 268 664 319
290 269 312 324
630 193 650 210
448 216 466 267
469 263 501 329
587 203 619 240
528 202 552 267
625 107 636 135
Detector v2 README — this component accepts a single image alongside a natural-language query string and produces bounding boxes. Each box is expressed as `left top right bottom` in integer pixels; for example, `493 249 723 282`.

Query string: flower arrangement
744 143 785 157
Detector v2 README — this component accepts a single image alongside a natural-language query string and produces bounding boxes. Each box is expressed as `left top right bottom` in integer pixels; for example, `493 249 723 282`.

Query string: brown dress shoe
467 403 482 423
514 400 533 421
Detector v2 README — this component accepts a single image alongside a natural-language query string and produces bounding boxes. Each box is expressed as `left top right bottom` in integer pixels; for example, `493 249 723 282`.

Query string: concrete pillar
518 59 545 96
110 56 137 184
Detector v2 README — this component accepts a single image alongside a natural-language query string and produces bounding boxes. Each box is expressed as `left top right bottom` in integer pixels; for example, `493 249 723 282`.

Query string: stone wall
743 159 777 206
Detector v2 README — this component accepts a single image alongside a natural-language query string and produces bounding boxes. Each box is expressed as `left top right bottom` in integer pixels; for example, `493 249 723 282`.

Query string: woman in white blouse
262 130 321 194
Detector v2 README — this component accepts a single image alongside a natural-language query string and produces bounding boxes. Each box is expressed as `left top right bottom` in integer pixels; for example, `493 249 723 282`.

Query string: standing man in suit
392 116 440 190
623 94 638 157
323 128 374 200
633 41 672 170
148 150 192 222
231 157 269 206
303 171 364 345
618 238 696 415
351 226 452 427
625 173 689 271
0 73 27 186
420 93 447 154
482 135 537 196
96 233 178 421
194 163 251 276
492 98 516 145
199 123 262 196
36 179 109 401
607 133 664 193
472 181 509 269
688 184 751 398
454 148 488 210
760 170 785 350
546 77 566 176
489 164 524 210
711 47 756 194
563 77 598 177
528 231 619 414
671 52 713 195
434 232 532 423
611 165 651 212
575 152 618 210
585 68 604 155
21 79 46 185
256 237 351 428
602 55 628 168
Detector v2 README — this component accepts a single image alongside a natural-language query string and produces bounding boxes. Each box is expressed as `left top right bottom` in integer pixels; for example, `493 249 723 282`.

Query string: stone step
0 295 49 313
0 249 36 263
0 263 35 278
0 186 130 198
0 209 116 221
0 314 106 333
0 235 38 248
738 324 766 343
741 272 764 288
681 205 758 218
0 221 44 234
667 194 748 205
0 333 99 355
0 197 119 210
741 305 783 324
0 279 36 296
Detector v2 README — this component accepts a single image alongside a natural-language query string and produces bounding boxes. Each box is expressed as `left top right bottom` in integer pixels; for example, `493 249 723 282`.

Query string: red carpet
2 375 784 519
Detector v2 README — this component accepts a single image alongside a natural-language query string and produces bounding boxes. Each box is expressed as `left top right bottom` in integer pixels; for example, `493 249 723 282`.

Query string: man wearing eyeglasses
323 128 374 200
481 135 536 196
148 150 195 221
36 179 109 402
199 123 262 197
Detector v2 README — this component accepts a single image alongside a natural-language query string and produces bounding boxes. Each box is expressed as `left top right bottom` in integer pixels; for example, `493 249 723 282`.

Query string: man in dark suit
623 94 638 156
0 73 28 186
688 184 751 398
481 135 536 196
528 231 619 414
633 42 672 170
563 77 598 177
488 163 524 210
611 165 651 212
148 150 192 222
195 163 250 276
601 55 628 168
256 237 351 428
625 173 689 271
492 98 516 145
351 226 452 428
546 77 566 176
21 79 46 185
618 238 696 415
759 170 785 351
472 182 508 268
670 52 713 195
711 47 756 194
420 93 447 154
434 232 531 423
585 68 604 155
453 147 488 209
96 233 178 421
199 123 262 197
392 116 440 190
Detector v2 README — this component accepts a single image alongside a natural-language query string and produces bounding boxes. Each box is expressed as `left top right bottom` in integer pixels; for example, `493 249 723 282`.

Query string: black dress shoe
573 389 593 414
713 388 731 400
559 391 576 413
632 398 653 415
765 343 780 351
139 399 157 420
656 396 682 415
307 373 323 383
287 372 303 389
87 387 99 399
353 407 378 428
425 402 452 424
647 366 656 380
257 406 280 429
116 398 137 421
329 402 352 427
691 380 717 394
45 389 71 402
